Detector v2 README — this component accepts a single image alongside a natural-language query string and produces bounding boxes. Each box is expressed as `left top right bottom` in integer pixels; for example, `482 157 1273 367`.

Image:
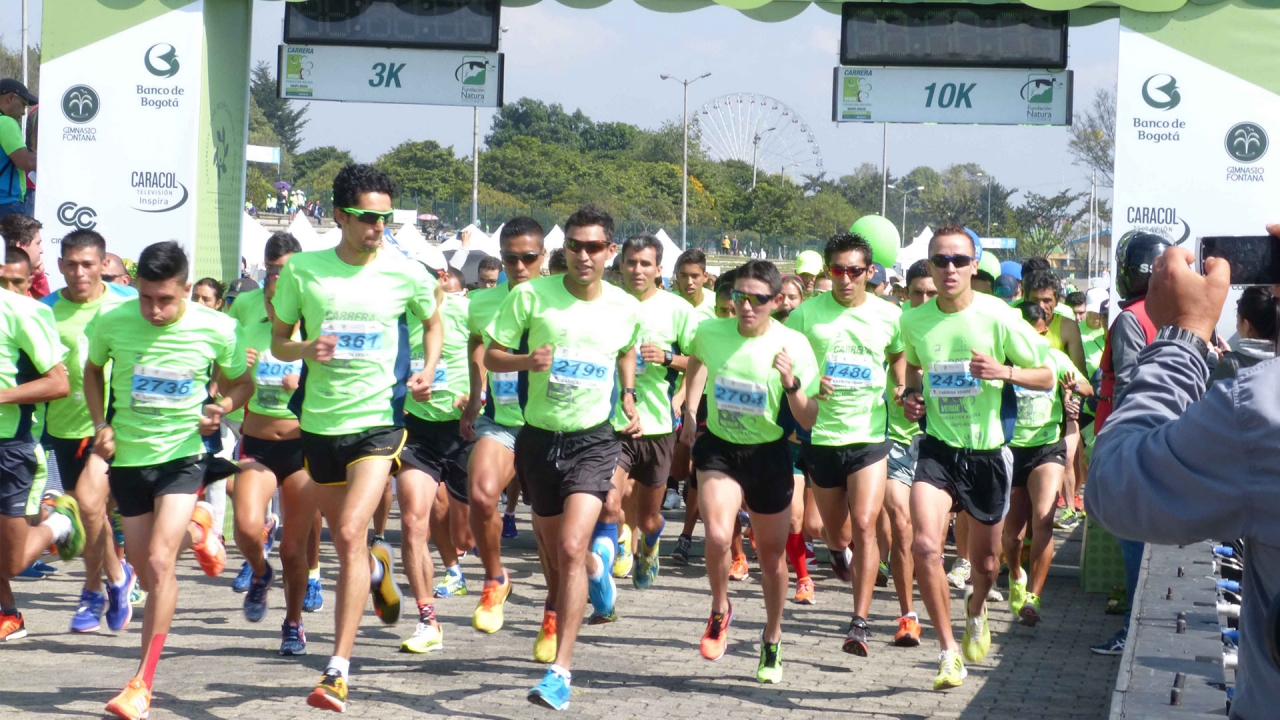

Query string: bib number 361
322 320 383 360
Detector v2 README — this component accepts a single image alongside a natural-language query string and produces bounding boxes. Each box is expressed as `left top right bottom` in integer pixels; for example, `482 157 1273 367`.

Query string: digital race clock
285 0 501 52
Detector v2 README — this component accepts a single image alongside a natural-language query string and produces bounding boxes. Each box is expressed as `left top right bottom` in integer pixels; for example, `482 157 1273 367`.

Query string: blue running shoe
244 564 273 623
433 565 468 598
70 589 106 633
502 513 518 539
280 619 307 656
528 668 571 710
587 536 617 618
232 561 253 593
17 560 56 578
104 562 136 632
262 513 278 559
303 577 324 613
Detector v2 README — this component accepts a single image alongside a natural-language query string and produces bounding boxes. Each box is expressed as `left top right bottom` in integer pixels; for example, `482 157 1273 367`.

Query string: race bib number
549 346 614 389
634 343 647 375
410 359 449 391
714 376 768 416
825 352 874 389
928 361 981 398
321 320 383 360
131 364 196 409
255 351 301 388
491 372 519 405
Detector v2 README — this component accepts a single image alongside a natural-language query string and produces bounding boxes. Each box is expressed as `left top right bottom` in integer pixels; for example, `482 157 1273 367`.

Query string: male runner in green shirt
269 164 443 713
486 205 641 710
899 223 1051 690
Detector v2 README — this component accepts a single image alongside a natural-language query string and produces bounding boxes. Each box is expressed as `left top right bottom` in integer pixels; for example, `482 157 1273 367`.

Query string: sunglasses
265 266 284 278
731 289 775 307
101 273 121 282
564 239 610 255
828 264 868 278
502 251 542 265
929 254 974 269
339 207 394 225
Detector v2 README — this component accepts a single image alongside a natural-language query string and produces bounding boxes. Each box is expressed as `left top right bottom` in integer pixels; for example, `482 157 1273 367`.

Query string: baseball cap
0 79 37 105
994 275 1018 299
796 250 824 277
225 276 259 303
999 261 1022 281
867 263 887 287
1085 287 1109 314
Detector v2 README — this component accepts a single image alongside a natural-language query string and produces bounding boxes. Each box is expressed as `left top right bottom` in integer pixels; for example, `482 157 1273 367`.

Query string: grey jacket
1086 340 1280 720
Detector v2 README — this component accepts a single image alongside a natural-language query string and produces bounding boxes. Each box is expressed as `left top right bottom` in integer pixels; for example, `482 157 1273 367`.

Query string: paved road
2 509 1121 719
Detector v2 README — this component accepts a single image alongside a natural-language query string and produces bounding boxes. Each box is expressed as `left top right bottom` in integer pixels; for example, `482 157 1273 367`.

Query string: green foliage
294 146 352 184
375 140 469 201
250 61 308 155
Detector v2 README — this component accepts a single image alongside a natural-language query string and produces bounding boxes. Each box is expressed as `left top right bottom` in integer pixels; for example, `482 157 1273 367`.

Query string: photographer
1085 223 1280 720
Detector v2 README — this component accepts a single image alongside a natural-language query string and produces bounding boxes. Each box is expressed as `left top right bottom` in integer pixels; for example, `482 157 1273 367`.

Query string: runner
268 164 443 712
485 204 641 709
0 245 32 295
786 233 904 656
460 217 545 641
668 249 716 555
38 230 137 634
681 259 820 684
898 224 1051 690
1001 302 1091 627
85 240 247 719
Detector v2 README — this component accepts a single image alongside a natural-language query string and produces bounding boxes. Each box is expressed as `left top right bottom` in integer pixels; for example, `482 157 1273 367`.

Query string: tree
374 140 468 202
803 190 857 239
834 164 894 216
486 98 593 151
1013 189 1090 257
250 61 308 154
0 40 38 97
294 146 352 184
480 136 587 205
1067 88 1116 187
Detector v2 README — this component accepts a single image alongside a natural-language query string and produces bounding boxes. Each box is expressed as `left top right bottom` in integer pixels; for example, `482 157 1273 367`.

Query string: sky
6 0 1118 209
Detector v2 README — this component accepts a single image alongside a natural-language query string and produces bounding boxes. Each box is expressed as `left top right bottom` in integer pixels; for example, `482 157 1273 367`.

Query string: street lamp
888 184 924 244
977 171 994 236
750 126 777 190
661 71 712 250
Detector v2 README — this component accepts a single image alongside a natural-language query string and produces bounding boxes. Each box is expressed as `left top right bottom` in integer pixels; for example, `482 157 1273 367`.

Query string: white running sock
326 656 350 677
550 664 571 681
42 512 72 544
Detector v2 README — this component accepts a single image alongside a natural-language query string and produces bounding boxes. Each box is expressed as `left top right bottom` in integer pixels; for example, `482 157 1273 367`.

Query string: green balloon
978 251 1002 279
849 215 900 267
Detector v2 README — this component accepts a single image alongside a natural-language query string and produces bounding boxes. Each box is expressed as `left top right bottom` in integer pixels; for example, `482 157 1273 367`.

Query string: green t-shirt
885 388 919 445
467 283 526 428
487 275 640 433
0 115 26 204
692 317 820 445
408 293 470 423
685 288 717 325
1012 346 1080 448
271 248 439 436
900 292 1048 451
1082 324 1106 378
39 282 137 439
786 293 903 446
88 301 247 467
610 289 696 436
0 292 64 441
227 288 301 420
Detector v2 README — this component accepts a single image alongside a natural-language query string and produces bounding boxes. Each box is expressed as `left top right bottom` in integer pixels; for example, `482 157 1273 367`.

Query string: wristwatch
785 377 802 394
621 388 638 398
1156 325 1210 361
662 351 674 367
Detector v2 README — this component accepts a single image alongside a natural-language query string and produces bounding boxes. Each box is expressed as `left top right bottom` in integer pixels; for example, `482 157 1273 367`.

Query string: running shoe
400 621 444 653
0 610 27 641
1054 509 1079 531
304 577 324 612
612 525 633 579
70 589 106 633
129 585 147 608
1019 593 1042 627
528 668 570 710
369 540 402 625
306 669 347 713
434 565 468 598
111 508 125 549
634 535 660 590
671 535 692 565
262 513 278 558
875 561 890 587
1055 495 1066 509
17 560 56 578
794 576 815 605
662 487 681 510
699 605 733 661
961 597 991 663
231 562 253 593
756 634 783 684
190 501 225 577
729 554 749 581
534 610 558 663
588 536 617 618
472 571 511 633
1008 568 1028 618
986 585 1004 603
894 615 921 647
244 564 273 623
501 513 518 539
104 561 136 632
586 608 617 625
105 677 151 720
946 558 971 589
933 650 967 690
842 616 870 656
280 619 307 656
829 547 852 583
1090 628 1126 656
49 494 85 561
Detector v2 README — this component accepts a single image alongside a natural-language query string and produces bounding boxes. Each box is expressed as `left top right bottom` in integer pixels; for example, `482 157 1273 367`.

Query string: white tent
288 213 324 252
391 222 430 258
896 226 934 274
439 224 491 253
240 213 273 274
320 224 342 246
544 225 565 250
653 229 683 279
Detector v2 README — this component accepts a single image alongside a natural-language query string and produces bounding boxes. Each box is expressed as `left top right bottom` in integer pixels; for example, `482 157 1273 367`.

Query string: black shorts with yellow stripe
301 427 407 486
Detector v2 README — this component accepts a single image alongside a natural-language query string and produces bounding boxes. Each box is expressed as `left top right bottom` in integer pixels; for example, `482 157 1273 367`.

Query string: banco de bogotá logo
1226 122 1268 164
145 43 180 78
1141 74 1180 111
57 202 98 230
61 85 99 124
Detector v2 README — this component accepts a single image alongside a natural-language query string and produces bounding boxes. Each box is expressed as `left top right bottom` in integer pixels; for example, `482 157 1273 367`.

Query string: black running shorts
515 422 620 518
45 435 94 493
801 440 893 490
301 427 407 486
1010 439 1067 489
238 435 306 483
692 433 793 515
400 415 474 503
913 435 1013 526
0 439 36 518
110 455 208 518
617 432 677 489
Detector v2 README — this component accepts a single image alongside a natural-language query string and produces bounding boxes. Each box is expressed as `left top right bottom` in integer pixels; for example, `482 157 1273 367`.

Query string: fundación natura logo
144 43 180 78
1141 74 1180 111
456 58 488 86
1226 122 1268 164
62 85 99 124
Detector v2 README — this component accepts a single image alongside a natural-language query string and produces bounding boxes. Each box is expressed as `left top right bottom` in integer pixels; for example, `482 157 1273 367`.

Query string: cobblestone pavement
1 509 1121 719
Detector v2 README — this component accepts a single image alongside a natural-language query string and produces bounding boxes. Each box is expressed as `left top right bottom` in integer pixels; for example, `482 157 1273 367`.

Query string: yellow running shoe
369 540 402 625
306 669 347 713
534 609 558 663
1008 567 1028 617
105 676 151 720
612 525 634 579
961 597 992 663
933 650 967 690
400 621 443 653
472 572 511 634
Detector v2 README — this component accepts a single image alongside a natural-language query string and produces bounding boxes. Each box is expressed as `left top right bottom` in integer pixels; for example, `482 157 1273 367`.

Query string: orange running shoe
794 577 815 605
190 501 226 577
894 614 922 647
533 609 558 663
0 610 27 641
699 604 734 661
105 677 151 720
472 571 511 634
729 554 749 581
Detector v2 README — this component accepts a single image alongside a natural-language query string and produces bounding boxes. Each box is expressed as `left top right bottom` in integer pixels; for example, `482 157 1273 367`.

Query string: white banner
36 4 205 284
1112 27 1278 338
278 45 503 108
832 67 1071 125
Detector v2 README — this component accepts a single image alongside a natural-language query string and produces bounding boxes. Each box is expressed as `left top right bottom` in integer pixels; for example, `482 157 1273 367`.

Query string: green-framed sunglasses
339 207 394 225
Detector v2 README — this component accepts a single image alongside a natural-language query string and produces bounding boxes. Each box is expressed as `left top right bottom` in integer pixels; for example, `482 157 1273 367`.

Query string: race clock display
285 0 501 52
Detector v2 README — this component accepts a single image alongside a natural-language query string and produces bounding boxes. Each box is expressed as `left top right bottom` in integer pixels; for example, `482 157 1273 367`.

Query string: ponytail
1236 286 1280 343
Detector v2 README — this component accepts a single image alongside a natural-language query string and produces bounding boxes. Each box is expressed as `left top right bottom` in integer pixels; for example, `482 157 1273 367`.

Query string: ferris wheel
692 93 824 185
